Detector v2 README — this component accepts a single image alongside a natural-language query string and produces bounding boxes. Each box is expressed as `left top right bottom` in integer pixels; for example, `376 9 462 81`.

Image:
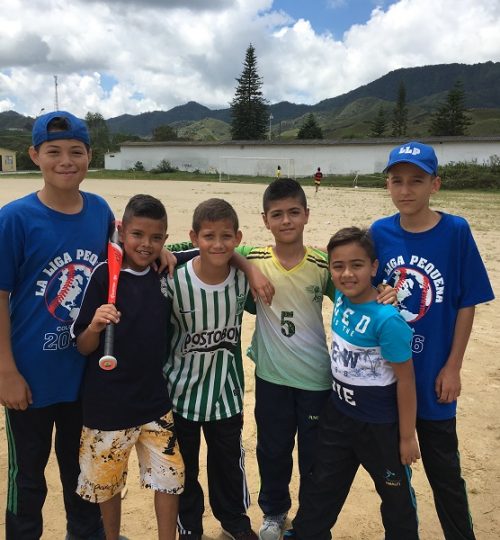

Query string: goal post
218 156 295 182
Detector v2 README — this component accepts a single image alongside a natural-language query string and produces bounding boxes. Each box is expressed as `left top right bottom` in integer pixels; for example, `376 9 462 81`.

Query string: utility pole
268 113 274 141
54 75 59 110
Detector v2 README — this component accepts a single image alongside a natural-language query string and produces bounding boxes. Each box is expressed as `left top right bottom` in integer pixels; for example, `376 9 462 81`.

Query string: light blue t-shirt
330 290 413 423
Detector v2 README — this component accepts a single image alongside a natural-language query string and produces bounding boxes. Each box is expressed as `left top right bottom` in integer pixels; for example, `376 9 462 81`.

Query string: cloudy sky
1 0 499 119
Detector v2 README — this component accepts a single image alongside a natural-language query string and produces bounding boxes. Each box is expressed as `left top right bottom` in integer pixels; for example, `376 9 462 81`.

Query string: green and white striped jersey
164 260 249 421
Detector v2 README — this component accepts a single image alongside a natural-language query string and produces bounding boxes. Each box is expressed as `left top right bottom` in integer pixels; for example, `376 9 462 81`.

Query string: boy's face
29 139 91 192
190 219 242 269
329 242 378 304
262 197 309 245
119 216 168 272
386 162 441 217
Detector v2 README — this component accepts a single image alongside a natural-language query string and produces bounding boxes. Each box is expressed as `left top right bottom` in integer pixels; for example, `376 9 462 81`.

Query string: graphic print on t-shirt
36 249 100 323
382 255 444 323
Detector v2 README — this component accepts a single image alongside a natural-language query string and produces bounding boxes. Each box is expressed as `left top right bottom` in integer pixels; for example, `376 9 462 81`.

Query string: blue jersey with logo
330 291 413 423
371 212 494 420
0 192 113 407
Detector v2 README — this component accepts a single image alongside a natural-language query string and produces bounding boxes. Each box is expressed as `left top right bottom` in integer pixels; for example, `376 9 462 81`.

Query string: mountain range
2 61 500 142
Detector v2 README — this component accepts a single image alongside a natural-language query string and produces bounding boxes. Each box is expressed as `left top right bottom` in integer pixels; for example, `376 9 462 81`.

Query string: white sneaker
259 513 287 540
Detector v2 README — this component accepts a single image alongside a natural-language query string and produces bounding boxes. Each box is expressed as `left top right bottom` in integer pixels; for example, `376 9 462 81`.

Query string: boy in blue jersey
370 141 495 540
287 227 420 540
0 111 112 539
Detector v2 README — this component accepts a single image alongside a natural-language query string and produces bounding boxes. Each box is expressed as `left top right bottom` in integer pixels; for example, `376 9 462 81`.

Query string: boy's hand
247 265 275 305
89 304 121 334
399 435 421 465
376 282 398 305
435 363 461 403
0 369 33 410
155 248 177 277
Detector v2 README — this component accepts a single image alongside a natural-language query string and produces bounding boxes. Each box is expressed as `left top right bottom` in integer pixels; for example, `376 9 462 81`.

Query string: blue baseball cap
384 141 438 175
32 110 90 147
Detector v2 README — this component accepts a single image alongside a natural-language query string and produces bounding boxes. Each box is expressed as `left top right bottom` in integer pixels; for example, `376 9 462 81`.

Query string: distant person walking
275 165 281 179
314 167 323 194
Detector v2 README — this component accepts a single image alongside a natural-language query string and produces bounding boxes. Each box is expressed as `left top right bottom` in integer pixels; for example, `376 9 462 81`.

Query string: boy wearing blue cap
0 111 113 539
370 141 494 540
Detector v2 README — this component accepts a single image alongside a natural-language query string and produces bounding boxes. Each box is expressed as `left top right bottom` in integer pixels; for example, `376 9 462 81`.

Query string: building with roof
105 137 500 178
0 147 16 172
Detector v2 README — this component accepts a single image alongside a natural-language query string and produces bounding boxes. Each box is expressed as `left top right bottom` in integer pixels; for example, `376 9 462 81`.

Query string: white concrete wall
105 139 500 176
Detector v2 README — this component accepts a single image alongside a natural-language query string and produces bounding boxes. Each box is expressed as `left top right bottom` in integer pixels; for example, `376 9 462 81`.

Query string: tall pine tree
392 82 408 137
230 44 269 140
370 105 387 138
429 81 472 136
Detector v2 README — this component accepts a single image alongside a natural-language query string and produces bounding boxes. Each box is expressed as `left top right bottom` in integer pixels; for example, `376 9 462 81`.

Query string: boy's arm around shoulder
160 241 198 277
232 245 275 305
0 291 32 410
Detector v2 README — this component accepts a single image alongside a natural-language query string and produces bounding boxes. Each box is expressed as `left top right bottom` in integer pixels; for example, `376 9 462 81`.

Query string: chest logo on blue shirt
35 250 99 323
383 255 445 323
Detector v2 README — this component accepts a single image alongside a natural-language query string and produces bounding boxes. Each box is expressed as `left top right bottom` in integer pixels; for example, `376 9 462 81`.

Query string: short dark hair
192 198 239 233
48 117 71 131
262 178 307 213
122 194 168 228
327 227 376 262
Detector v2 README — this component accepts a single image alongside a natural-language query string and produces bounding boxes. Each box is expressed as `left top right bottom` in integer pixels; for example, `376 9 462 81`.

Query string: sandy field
0 177 499 539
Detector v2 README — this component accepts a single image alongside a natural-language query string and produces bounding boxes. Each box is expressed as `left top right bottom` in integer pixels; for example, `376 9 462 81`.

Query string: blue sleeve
378 313 413 363
458 222 494 307
0 204 25 292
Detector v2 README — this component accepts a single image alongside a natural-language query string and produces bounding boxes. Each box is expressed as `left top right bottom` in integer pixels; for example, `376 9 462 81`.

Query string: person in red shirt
314 167 323 193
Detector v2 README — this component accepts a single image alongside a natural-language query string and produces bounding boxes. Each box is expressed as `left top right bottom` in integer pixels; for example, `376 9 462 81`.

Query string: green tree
152 124 178 141
429 81 472 136
85 112 110 168
370 105 387 137
230 44 269 140
392 82 408 137
297 113 323 139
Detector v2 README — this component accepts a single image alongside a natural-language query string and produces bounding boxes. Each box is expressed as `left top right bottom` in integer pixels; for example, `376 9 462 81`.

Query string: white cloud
1 0 499 119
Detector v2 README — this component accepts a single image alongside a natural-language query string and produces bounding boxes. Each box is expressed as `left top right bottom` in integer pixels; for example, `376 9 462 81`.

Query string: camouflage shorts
77 410 184 503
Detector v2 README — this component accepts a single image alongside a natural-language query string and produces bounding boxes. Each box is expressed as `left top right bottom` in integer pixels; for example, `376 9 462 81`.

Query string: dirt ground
0 177 499 539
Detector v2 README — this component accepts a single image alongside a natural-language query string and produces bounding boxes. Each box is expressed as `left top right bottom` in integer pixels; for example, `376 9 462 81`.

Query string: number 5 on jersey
281 310 295 337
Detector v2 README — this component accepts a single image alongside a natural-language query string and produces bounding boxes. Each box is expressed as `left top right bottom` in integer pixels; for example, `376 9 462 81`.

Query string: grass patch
3 164 500 191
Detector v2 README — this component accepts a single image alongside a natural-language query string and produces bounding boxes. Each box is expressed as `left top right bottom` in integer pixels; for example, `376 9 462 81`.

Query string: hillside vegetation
1 61 499 152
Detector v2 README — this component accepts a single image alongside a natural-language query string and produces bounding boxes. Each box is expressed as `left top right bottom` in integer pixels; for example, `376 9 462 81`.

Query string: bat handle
99 323 117 370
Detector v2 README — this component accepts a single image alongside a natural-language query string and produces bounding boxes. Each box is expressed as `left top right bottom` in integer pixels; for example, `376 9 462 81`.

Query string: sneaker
222 528 259 540
259 513 288 540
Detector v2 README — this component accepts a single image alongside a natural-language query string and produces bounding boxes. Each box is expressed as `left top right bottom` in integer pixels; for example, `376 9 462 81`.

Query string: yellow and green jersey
240 246 334 391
